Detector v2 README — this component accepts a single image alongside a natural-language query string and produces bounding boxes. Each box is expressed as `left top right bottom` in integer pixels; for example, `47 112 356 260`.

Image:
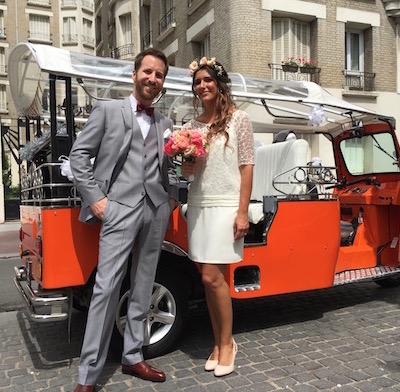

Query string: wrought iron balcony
82 0 93 10
112 43 135 60
159 8 175 36
29 31 51 42
343 70 375 92
61 0 77 7
82 35 95 46
268 63 320 84
62 34 78 44
28 0 51 6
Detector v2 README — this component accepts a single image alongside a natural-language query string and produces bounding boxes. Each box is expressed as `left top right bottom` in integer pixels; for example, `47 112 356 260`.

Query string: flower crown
189 57 224 77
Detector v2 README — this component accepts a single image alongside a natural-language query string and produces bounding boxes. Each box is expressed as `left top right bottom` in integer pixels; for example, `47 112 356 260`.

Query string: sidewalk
2 281 400 391
0 220 20 258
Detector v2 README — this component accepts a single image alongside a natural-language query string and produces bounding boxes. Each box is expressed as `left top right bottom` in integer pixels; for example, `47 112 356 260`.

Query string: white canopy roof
8 42 394 136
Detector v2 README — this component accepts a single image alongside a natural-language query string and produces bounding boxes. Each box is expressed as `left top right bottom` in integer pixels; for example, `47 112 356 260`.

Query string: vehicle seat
248 138 309 224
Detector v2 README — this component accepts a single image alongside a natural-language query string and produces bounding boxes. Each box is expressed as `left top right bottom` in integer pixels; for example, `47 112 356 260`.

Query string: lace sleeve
236 111 255 165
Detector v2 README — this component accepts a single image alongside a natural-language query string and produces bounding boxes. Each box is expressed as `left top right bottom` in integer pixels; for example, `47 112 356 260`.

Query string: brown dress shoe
121 361 166 382
73 385 95 392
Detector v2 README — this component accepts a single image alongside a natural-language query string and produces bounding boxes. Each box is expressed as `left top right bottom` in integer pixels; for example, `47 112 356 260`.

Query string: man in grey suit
70 48 179 392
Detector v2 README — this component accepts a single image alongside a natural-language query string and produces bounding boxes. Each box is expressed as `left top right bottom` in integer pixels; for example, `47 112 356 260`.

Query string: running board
334 266 400 286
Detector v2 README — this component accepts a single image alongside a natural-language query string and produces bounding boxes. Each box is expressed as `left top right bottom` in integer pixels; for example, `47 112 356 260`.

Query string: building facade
125 0 399 149
0 0 95 222
1 0 400 221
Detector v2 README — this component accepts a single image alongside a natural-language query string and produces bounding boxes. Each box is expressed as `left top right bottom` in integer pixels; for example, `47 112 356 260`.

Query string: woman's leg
201 264 235 366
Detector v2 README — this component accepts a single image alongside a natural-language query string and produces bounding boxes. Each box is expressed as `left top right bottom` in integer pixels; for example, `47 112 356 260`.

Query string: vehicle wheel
374 275 400 288
112 271 189 359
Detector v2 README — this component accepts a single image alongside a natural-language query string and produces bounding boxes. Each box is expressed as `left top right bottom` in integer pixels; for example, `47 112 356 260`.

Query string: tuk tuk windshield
340 132 400 175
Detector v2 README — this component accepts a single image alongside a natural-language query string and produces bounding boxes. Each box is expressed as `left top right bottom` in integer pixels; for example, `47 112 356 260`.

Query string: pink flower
164 129 209 159
189 60 199 75
199 57 208 66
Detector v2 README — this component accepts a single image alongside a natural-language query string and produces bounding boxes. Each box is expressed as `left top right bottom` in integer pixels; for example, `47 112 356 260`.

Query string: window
29 14 51 41
142 5 152 48
0 47 5 74
0 11 4 37
0 85 6 111
164 0 173 12
345 30 364 72
120 13 132 45
159 0 174 35
200 33 210 58
95 15 102 44
63 17 77 43
272 18 310 65
82 18 93 45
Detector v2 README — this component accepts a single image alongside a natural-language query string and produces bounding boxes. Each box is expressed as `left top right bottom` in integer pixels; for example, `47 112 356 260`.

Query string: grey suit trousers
78 197 171 385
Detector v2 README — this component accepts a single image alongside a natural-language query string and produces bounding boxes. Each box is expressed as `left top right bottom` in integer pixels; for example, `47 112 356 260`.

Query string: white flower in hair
188 57 224 77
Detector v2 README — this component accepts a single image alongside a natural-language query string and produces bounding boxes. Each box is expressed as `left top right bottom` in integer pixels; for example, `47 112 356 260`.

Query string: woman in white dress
181 57 254 377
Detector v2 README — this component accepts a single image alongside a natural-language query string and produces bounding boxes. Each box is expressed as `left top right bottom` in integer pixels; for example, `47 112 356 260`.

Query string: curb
0 253 19 259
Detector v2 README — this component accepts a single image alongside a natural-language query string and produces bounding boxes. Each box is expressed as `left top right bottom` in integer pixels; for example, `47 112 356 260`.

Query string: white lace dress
184 110 254 263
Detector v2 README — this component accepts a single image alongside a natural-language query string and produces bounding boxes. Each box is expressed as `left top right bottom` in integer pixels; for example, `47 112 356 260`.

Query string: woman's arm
233 164 253 240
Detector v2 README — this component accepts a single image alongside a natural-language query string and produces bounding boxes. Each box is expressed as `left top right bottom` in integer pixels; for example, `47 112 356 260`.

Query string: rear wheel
112 270 189 359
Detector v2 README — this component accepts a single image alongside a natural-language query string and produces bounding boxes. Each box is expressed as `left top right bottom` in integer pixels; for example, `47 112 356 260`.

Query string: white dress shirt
130 95 152 139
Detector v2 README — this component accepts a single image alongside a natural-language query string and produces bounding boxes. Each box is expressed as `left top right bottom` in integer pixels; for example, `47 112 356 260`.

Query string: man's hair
134 48 169 77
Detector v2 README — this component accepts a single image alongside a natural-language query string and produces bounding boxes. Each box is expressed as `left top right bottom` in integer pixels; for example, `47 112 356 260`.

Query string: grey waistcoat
108 120 169 208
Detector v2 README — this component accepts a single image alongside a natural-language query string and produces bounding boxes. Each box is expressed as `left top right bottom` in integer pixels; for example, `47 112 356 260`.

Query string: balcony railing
29 31 51 41
112 43 135 59
142 31 152 48
268 63 320 84
62 33 78 44
82 35 95 46
28 0 51 6
82 0 94 10
343 70 375 92
159 8 174 36
61 0 77 7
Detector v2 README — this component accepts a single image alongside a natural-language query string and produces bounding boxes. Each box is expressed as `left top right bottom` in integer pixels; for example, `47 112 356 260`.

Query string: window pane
340 133 400 175
120 13 132 44
201 33 210 57
272 18 310 63
350 33 360 70
0 85 6 110
30 15 50 40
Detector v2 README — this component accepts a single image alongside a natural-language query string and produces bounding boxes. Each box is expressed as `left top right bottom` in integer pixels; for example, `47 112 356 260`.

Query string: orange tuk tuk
9 43 400 358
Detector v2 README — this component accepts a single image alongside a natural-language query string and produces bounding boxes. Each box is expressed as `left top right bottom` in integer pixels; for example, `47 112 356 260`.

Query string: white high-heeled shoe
204 354 218 371
214 339 238 377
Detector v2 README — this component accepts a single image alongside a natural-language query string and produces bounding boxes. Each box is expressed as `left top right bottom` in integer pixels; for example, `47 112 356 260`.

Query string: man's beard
136 80 160 102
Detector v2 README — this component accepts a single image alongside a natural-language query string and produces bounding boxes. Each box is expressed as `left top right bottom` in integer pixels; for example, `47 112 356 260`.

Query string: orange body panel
21 206 100 289
335 185 400 272
20 191 400 294
228 199 341 299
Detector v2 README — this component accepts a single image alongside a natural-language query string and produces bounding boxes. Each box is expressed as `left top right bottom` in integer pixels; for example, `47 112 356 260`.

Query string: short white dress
185 110 254 264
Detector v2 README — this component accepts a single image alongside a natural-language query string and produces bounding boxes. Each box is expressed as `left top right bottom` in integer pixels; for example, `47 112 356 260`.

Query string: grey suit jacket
69 97 179 224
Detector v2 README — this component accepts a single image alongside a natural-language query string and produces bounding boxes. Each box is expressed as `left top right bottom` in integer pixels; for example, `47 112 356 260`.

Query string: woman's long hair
191 62 236 146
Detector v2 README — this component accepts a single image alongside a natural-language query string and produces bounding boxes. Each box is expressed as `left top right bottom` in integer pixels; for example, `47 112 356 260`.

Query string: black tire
374 275 400 288
111 270 189 359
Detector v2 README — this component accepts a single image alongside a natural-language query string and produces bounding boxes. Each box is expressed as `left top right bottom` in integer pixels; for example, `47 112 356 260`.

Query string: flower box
282 64 298 73
300 66 318 74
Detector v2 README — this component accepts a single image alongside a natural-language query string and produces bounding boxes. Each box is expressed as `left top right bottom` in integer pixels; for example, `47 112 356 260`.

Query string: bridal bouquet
164 129 209 160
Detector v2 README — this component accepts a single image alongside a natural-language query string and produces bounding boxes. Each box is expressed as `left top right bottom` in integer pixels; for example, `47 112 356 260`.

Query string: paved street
2 223 400 391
